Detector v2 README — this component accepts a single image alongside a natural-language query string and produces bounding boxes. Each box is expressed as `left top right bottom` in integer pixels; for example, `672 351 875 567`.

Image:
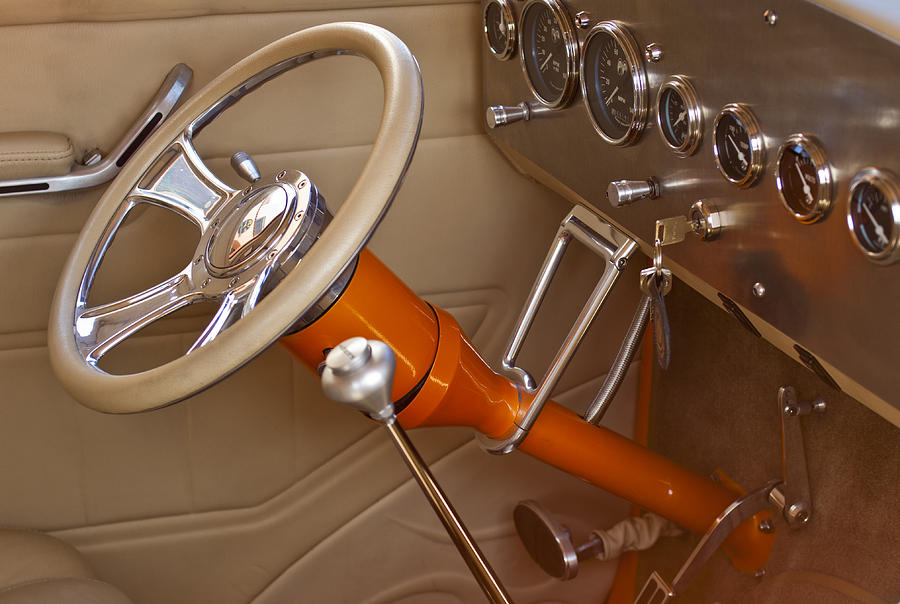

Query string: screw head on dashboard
763 9 778 26
752 282 767 297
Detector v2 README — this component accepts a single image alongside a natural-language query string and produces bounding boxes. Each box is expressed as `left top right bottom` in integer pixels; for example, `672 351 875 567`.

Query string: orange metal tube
279 249 774 573
281 250 438 401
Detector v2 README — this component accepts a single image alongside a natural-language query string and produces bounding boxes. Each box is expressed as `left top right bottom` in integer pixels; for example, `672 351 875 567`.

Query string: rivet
243 186 252 195
267 250 278 260
755 568 767 579
195 256 203 264
229 277 239 287
277 170 287 180
200 278 210 288
299 181 306 188
295 212 303 220
752 282 766 297
757 519 775 534
763 9 777 26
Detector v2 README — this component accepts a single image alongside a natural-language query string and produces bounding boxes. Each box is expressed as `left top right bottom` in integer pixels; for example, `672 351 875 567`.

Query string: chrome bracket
480 205 638 454
0 64 192 198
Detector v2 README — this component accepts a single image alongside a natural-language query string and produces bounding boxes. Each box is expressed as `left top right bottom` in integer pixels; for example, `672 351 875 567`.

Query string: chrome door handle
0 63 192 198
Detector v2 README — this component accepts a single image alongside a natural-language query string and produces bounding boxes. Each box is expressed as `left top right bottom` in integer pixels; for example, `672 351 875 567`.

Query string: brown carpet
636 280 900 603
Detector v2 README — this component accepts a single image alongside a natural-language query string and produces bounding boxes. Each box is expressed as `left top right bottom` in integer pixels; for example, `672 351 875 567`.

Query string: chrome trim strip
0 64 192 198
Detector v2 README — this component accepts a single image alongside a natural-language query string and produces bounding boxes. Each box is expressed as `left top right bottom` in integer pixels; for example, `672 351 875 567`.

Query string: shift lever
321 338 513 604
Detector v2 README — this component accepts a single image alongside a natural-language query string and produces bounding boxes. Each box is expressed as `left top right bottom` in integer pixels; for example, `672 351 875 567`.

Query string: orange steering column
280 249 775 573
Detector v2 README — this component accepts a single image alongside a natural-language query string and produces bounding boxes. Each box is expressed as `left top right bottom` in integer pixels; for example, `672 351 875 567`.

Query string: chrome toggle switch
606 178 660 207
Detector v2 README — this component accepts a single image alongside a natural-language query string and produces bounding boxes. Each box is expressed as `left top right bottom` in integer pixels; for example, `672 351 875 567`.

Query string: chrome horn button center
206 184 294 276
190 169 328 305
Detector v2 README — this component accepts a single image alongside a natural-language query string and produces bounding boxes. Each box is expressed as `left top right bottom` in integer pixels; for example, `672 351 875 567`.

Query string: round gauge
519 0 578 109
483 0 516 60
847 167 900 264
713 104 765 187
775 134 832 223
580 21 647 145
656 76 702 156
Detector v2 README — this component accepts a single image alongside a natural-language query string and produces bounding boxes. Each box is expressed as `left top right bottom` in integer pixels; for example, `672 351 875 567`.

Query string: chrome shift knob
230 151 261 183
321 337 396 423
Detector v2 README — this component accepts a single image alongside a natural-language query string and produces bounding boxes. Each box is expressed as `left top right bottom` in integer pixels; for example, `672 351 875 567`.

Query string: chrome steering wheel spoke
131 134 236 231
186 282 257 354
75 267 202 363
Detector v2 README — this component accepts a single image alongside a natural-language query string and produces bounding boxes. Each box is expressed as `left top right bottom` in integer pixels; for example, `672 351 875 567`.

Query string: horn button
193 169 327 297
207 184 291 275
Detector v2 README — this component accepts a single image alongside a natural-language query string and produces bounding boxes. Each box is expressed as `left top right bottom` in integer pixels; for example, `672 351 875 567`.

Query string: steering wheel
48 23 423 414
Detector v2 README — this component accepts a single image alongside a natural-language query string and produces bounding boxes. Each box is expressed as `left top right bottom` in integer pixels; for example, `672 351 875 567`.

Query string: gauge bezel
580 21 648 146
655 75 702 157
483 0 517 60
846 167 900 265
712 103 765 188
518 0 579 109
774 133 832 224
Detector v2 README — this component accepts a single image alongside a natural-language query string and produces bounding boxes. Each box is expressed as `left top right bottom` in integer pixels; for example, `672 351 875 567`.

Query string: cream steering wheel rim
49 22 423 413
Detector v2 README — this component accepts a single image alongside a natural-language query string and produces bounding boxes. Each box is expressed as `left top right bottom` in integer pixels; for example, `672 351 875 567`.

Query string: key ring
653 239 664 280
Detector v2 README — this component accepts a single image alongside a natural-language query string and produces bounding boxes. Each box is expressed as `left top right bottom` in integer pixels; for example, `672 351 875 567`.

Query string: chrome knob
573 11 591 29
230 151 261 183
320 337 396 423
606 178 660 207
486 103 531 129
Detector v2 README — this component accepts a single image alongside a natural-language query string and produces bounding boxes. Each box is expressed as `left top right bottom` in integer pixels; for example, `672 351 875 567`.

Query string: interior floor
636 280 900 604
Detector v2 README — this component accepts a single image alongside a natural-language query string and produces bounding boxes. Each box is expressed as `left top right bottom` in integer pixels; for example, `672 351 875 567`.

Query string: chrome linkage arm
481 205 639 454
0 63 192 198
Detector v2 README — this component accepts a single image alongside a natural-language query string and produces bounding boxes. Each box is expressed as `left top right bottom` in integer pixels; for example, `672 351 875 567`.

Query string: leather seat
0 530 132 603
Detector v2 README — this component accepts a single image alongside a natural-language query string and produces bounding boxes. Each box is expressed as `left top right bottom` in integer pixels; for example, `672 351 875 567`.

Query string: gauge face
775 134 832 223
580 22 647 145
520 0 577 108
656 76 701 156
483 0 515 60
713 104 764 187
847 168 900 264
659 88 688 146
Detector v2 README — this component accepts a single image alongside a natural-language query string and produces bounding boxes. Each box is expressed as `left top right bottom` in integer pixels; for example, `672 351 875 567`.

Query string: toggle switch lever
321 338 513 604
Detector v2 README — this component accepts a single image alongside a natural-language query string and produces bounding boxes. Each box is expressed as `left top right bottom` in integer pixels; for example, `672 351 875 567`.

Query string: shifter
321 337 513 604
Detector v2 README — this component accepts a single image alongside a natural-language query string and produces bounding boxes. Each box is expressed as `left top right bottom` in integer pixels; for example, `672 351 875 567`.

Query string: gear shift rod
321 337 513 604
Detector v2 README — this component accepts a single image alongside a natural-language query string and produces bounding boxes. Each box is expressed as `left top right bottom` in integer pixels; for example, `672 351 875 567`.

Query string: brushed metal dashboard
482 0 900 424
